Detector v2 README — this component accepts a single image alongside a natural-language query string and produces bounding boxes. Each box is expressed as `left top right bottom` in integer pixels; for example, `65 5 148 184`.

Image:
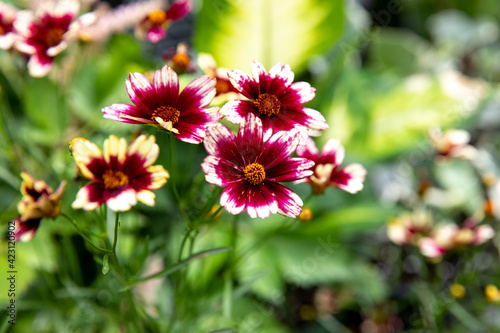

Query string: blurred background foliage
1 0 500 332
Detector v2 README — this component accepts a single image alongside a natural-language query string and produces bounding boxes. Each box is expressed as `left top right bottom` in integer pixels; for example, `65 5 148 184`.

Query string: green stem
112 212 120 254
223 214 239 320
60 212 112 253
166 134 191 225
178 228 192 261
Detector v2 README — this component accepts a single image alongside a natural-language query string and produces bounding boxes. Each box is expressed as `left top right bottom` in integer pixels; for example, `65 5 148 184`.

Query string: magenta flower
0 2 18 50
295 138 366 194
202 113 314 219
71 134 169 212
220 60 328 141
135 0 191 43
102 64 221 144
14 0 84 77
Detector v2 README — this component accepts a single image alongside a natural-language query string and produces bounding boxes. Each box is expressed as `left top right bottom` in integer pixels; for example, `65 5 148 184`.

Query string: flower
485 285 500 302
295 138 366 194
78 0 163 43
386 210 432 245
0 2 18 50
418 219 494 259
14 172 66 241
135 0 191 43
71 134 169 211
220 60 328 141
449 283 466 299
17 172 66 221
197 52 241 105
202 112 314 218
429 127 476 160
162 42 197 74
102 65 221 144
14 0 85 77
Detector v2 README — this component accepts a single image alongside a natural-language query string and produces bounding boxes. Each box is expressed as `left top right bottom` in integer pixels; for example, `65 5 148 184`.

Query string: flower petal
330 163 367 194
227 69 259 99
264 181 303 218
105 187 138 212
220 181 248 215
204 123 243 165
166 0 192 20
321 138 344 166
126 72 157 111
137 190 156 206
237 113 264 162
102 103 154 124
246 185 278 218
266 158 314 182
147 25 167 43
72 183 105 210
202 155 242 186
72 140 106 182
154 65 179 106
177 75 216 111
296 137 319 161
220 99 255 125
259 130 299 169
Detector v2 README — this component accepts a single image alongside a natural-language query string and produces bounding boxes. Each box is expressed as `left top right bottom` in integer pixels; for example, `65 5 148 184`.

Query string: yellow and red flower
71 134 169 212
14 172 66 241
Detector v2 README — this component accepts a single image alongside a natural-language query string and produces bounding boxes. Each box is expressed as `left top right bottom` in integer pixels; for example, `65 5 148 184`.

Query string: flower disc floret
254 93 280 116
103 170 129 190
151 105 180 124
244 163 266 185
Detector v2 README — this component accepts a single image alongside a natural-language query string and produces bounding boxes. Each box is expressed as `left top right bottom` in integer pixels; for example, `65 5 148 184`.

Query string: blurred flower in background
296 138 366 195
135 0 191 43
14 172 66 241
0 1 18 50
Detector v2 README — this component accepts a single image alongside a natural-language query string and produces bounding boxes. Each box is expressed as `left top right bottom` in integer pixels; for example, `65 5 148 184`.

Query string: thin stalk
60 212 112 253
178 228 192 262
223 214 239 320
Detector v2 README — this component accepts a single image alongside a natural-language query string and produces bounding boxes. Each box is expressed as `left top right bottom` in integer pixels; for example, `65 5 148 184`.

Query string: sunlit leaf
195 0 343 73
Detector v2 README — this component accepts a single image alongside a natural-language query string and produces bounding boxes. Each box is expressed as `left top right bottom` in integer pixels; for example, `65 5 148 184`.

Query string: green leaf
194 0 344 73
122 246 232 291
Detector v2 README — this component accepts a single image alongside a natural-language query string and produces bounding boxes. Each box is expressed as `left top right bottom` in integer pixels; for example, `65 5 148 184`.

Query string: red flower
102 65 221 144
295 138 366 194
221 60 328 141
135 0 191 43
202 113 314 218
14 0 87 77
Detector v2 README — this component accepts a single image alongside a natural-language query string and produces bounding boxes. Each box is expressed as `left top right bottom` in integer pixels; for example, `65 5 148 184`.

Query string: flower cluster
100 60 365 218
1 0 191 77
387 210 494 259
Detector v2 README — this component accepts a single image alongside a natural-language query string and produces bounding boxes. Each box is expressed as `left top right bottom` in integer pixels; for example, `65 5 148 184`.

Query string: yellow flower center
243 163 266 185
172 53 191 70
151 106 180 124
46 28 65 47
0 26 5 36
148 9 167 25
103 170 129 190
254 93 280 116
215 79 230 94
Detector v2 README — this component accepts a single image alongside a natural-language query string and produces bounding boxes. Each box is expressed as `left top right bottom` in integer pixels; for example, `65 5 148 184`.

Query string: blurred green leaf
194 0 344 73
